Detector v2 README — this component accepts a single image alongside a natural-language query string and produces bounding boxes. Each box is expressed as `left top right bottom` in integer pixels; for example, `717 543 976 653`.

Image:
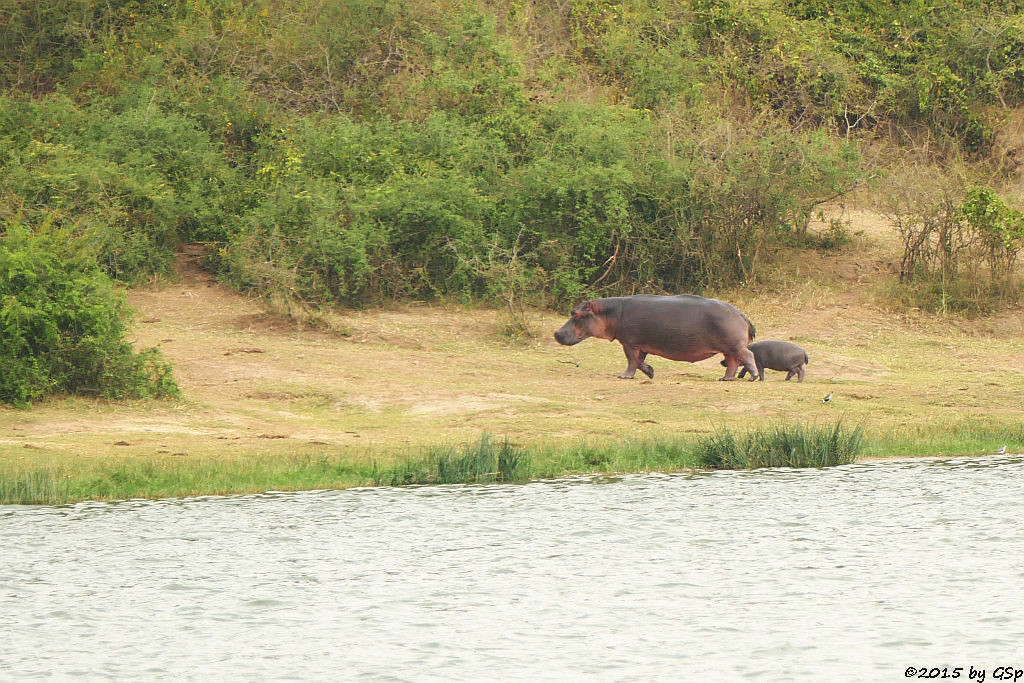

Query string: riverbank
2 208 1023 503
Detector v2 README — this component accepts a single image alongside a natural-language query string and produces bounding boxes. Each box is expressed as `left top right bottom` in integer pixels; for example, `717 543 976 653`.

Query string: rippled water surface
3 455 1024 681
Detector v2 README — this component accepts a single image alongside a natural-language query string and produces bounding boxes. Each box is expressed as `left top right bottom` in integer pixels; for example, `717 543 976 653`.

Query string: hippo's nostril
554 330 576 346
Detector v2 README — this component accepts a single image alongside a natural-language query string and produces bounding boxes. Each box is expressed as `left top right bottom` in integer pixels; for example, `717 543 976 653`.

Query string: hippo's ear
584 300 602 315
572 300 595 319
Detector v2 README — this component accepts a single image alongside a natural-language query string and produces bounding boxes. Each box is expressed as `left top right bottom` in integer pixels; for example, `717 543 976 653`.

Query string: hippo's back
749 340 808 368
616 294 754 348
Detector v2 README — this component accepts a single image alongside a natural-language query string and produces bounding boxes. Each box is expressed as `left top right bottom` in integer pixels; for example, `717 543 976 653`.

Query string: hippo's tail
804 353 810 365
742 313 756 343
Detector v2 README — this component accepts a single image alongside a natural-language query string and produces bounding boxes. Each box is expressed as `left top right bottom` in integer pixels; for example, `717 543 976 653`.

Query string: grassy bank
1 424 869 505
7 420 1021 505
2 415 1017 506
3 208 1023 505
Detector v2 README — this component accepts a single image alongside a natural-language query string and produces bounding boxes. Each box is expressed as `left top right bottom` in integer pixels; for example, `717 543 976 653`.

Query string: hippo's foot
617 373 636 380
640 365 654 379
719 376 737 382
748 374 759 382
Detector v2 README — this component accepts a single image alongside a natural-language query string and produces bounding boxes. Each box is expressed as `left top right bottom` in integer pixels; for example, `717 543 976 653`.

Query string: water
2 455 1024 681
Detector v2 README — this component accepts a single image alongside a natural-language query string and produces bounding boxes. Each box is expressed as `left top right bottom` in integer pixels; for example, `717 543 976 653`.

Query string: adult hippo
554 294 759 381
721 339 809 382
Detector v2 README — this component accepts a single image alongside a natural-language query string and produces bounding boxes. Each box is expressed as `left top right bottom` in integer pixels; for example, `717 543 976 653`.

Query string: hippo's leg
737 367 748 379
719 355 740 381
637 351 654 379
757 363 766 381
795 365 805 382
722 348 758 382
785 369 796 381
618 344 644 379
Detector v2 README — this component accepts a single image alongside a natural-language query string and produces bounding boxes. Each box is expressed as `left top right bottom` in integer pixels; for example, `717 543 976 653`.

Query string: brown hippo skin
554 294 759 381
721 340 809 382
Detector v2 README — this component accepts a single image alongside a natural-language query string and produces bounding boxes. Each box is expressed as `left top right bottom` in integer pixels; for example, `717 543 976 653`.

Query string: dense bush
1 0 1021 315
0 223 179 406
0 92 243 283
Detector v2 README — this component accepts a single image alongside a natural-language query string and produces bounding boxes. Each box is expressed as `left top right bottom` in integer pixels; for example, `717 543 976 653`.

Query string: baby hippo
721 340 809 382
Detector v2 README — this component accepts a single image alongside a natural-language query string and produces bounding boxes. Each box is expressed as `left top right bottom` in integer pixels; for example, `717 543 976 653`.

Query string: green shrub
0 91 242 283
223 178 387 311
0 222 180 406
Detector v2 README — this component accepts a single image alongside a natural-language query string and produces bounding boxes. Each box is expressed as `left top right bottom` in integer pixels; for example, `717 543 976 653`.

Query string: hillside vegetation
2 0 1024 404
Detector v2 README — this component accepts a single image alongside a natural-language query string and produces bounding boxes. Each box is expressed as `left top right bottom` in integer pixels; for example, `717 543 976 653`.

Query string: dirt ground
2 207 1023 462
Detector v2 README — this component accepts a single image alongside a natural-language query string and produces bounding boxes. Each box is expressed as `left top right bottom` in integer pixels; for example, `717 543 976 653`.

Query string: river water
2 455 1023 681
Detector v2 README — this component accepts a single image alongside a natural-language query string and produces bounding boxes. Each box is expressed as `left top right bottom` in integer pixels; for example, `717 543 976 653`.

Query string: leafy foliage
0 92 243 283
1 0 1021 314
0 223 180 406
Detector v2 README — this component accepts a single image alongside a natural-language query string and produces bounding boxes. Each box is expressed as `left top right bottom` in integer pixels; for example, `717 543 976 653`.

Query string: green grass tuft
694 421 864 469
376 435 533 486
0 467 72 506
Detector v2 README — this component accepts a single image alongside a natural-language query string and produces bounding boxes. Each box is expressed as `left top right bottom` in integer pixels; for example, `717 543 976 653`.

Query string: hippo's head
554 300 614 346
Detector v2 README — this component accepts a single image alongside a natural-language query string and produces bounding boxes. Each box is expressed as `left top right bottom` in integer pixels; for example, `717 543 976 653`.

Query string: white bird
996 445 1007 455
822 392 833 403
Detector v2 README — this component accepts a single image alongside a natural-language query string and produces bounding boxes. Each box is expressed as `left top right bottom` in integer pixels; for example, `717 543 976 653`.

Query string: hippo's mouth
553 331 583 346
